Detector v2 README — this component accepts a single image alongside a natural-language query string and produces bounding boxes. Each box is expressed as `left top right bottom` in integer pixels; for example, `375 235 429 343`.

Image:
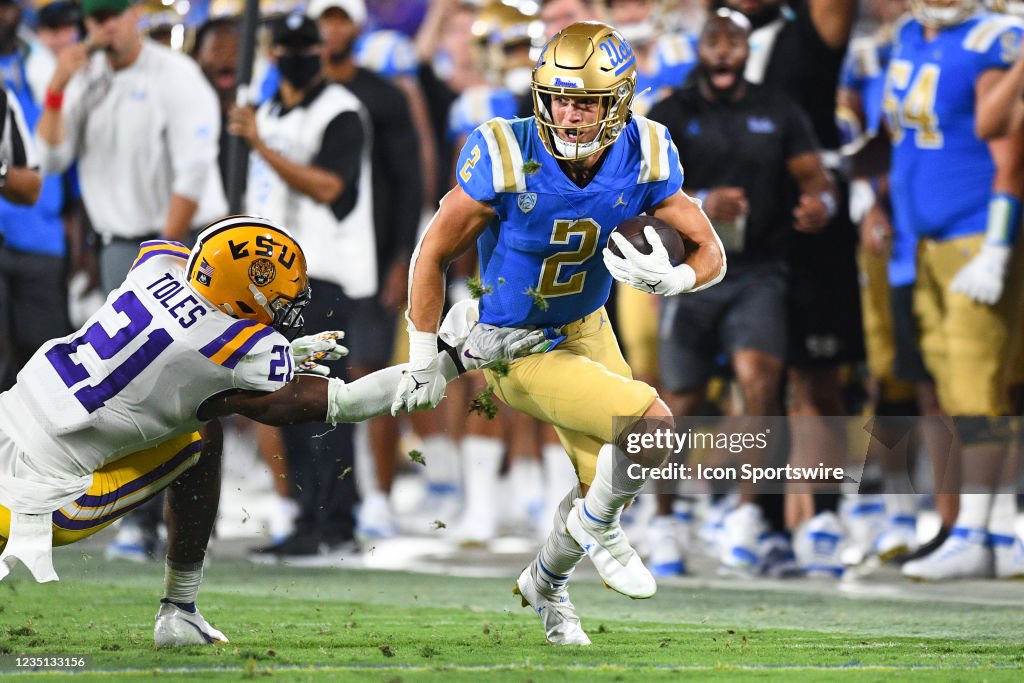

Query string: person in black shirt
648 8 835 575
310 0 423 537
721 0 860 576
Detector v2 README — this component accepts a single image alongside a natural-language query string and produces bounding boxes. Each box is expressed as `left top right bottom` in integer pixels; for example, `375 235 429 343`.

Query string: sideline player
392 22 726 645
0 215 548 646
882 0 1024 580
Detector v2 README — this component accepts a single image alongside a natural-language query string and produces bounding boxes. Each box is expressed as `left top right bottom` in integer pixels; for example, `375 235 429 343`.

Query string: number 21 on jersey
883 60 943 149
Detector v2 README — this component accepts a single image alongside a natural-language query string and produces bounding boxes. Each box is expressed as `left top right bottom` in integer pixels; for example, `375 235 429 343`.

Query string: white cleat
874 515 919 563
357 491 398 540
794 511 847 579
154 602 229 647
566 499 656 599
901 527 993 581
718 502 765 576
645 515 686 577
992 534 1024 580
513 564 591 645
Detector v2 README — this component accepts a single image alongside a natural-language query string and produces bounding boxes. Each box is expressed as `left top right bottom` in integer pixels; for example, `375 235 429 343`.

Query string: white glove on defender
391 331 449 415
950 243 1011 305
602 227 696 296
290 331 349 376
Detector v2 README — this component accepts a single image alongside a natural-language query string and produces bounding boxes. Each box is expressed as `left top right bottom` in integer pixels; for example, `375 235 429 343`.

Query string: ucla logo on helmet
248 258 277 286
599 33 635 74
518 192 537 213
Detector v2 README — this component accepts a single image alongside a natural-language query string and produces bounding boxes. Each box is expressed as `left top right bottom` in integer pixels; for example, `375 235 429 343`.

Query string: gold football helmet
186 215 311 337
910 0 978 27
987 0 1024 16
532 21 638 161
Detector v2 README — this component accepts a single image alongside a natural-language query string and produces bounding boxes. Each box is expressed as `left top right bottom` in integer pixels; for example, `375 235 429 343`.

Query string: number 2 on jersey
538 219 600 297
45 291 173 413
883 60 943 149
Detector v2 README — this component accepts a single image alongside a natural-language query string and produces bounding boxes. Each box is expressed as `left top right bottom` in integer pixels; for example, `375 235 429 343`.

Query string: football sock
954 492 993 530
542 442 578 524
884 492 918 524
536 485 585 592
508 456 544 528
582 444 646 524
163 559 203 609
421 434 460 492
460 436 504 520
987 491 1017 543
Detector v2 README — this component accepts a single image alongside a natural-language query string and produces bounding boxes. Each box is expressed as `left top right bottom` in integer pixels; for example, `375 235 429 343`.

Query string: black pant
281 278 357 543
0 248 71 390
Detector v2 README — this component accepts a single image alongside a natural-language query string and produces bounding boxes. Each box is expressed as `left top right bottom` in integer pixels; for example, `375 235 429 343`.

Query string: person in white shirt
34 0 226 293
229 13 376 562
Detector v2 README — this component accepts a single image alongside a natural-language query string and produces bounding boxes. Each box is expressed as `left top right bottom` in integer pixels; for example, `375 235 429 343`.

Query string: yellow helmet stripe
482 118 526 193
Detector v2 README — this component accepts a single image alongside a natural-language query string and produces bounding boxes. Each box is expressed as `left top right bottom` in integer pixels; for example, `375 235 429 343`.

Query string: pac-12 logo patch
518 192 537 213
248 258 277 286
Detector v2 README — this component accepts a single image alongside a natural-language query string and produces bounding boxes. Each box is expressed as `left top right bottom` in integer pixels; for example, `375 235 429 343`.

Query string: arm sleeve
313 109 365 221
35 74 87 174
164 63 220 201
232 330 295 393
454 125 498 205
783 95 822 160
0 89 38 169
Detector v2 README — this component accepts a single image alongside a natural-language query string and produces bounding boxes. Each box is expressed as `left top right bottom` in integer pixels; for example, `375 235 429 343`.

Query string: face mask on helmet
911 0 978 27
531 22 637 162
186 215 312 339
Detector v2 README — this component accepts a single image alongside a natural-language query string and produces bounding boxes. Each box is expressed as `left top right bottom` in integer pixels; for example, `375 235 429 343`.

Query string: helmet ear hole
236 300 255 314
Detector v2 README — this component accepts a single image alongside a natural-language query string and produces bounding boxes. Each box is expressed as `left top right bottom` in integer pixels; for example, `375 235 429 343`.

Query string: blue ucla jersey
884 13 1024 241
456 116 684 327
448 86 520 141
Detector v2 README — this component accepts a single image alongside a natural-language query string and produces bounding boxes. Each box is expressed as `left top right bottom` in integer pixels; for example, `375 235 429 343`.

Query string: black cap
38 2 84 29
272 12 321 50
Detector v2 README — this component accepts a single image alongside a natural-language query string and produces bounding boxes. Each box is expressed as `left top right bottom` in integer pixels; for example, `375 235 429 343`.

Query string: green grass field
1 546 1023 681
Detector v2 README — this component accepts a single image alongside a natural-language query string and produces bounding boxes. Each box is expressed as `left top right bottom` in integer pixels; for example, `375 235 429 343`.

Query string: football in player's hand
607 215 686 266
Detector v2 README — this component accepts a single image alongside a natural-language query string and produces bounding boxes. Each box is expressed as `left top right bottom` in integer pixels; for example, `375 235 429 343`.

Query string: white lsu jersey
0 241 296 477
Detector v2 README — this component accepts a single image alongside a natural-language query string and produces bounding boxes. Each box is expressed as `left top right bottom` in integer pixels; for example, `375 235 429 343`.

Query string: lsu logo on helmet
248 258 277 286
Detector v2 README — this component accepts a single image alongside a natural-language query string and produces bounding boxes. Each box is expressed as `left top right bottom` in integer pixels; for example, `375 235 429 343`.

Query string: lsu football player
0 215 546 646
393 22 726 644
882 0 1024 580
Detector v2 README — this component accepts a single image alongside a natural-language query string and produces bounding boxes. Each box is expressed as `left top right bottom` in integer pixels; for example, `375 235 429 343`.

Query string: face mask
278 53 322 90
503 66 533 96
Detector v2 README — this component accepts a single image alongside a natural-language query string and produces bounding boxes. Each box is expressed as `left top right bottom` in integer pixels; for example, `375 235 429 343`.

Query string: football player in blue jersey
882 0 1024 580
392 21 726 644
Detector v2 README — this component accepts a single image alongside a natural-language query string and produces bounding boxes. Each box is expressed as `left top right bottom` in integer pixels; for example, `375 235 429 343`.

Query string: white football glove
391 331 448 415
291 330 348 376
460 322 562 370
602 226 696 296
949 243 1011 305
